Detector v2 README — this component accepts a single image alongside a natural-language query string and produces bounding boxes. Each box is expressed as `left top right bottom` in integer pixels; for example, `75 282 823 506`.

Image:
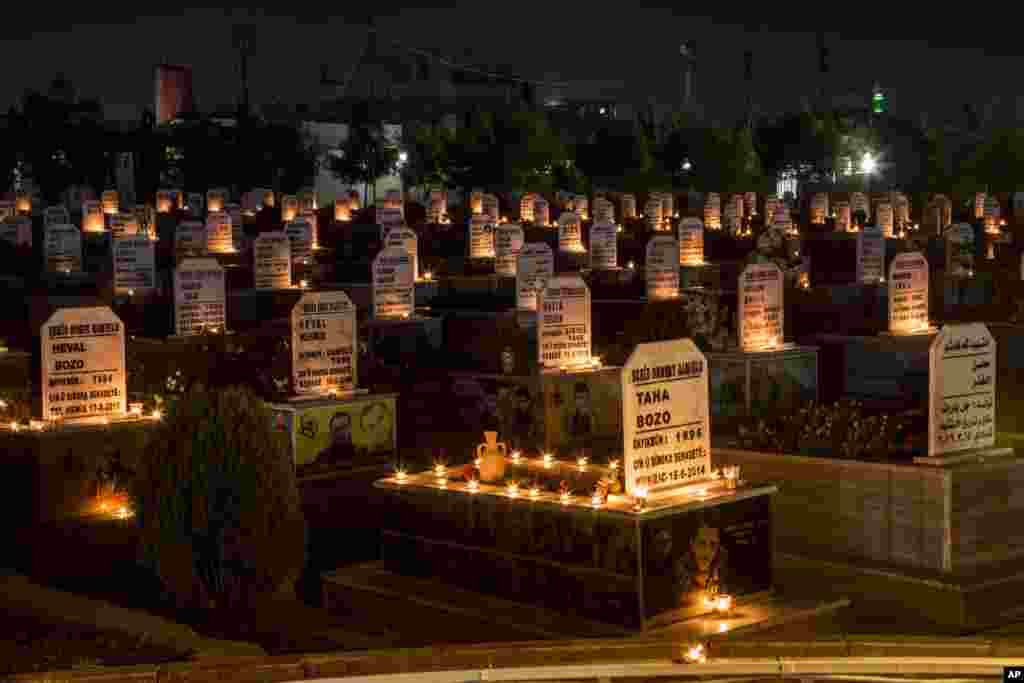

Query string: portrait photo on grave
543 371 621 457
280 397 397 475
642 499 771 618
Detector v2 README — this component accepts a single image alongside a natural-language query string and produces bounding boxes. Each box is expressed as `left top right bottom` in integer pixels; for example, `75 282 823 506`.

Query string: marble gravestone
645 235 679 301
888 252 930 335
494 223 525 276
622 338 710 498
253 232 292 290
515 243 554 317
537 274 591 370
113 236 156 295
738 262 784 352
677 217 704 266
174 258 226 336
42 306 127 422
589 221 618 270
928 323 995 457
291 290 357 397
372 247 415 319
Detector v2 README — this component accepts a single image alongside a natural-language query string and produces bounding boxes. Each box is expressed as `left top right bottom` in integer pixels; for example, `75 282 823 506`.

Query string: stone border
0 573 264 660
12 634 1024 683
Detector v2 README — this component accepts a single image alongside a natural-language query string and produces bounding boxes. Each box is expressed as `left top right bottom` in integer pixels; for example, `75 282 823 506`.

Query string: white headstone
534 198 550 226
82 200 105 232
558 212 584 252
109 212 139 240
851 192 870 222
174 258 226 336
934 195 952 231
894 194 910 227
835 201 851 232
175 221 205 255
113 236 156 295
494 223 525 276
335 197 352 222
470 190 483 215
482 194 500 223
589 221 618 270
810 193 828 224
281 195 299 222
515 243 554 313
226 204 243 251
384 226 418 280
253 232 292 290
974 192 986 220
0 216 32 247
645 235 679 301
877 202 894 237
206 188 228 213
156 190 175 213
291 290 357 397
645 197 664 231
101 190 119 215
41 306 126 421
764 196 780 222
744 192 756 217
206 212 233 253
372 247 415 319
888 252 930 335
677 217 704 266
622 338 710 498
739 262 784 351
621 194 637 220
929 323 995 456
538 274 591 369
575 195 589 220
593 197 614 224
856 225 886 284
468 214 495 259
44 224 83 273
299 190 318 213
519 193 535 222
945 223 975 277
377 207 403 240
660 193 673 220
285 218 313 265
984 195 1000 231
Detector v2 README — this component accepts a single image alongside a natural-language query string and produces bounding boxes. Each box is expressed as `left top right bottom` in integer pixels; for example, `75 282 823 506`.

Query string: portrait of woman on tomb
644 521 731 615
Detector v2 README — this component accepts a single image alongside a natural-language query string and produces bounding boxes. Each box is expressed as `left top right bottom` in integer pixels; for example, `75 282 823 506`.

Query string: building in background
155 64 195 125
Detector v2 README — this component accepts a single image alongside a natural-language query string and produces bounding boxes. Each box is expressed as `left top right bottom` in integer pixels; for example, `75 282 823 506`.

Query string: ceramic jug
477 431 507 482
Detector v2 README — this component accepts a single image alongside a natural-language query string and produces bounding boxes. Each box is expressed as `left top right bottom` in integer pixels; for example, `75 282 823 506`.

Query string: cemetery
5 180 1024 673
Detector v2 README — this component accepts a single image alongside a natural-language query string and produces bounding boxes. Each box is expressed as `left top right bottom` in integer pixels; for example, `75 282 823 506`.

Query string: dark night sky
4 6 1022 125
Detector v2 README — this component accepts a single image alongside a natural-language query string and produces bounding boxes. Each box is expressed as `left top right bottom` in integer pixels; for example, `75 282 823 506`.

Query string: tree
325 103 399 206
405 122 454 190
957 127 1024 196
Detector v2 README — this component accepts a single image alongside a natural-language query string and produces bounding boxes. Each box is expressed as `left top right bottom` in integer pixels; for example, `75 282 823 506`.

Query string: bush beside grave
133 384 306 611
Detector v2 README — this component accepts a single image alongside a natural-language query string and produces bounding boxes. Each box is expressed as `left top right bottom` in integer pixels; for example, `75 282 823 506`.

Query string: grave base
707 345 818 429
373 473 775 631
268 393 398 481
0 418 158 532
713 446 1024 630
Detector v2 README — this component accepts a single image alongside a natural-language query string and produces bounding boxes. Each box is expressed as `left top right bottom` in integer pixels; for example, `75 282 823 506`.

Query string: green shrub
132 384 306 611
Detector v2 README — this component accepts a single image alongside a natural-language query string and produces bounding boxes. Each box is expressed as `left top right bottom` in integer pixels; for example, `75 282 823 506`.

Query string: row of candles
394 454 740 512
1 401 163 431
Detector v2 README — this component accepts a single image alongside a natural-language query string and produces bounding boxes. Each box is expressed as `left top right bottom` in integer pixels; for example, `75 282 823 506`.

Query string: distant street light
860 152 876 175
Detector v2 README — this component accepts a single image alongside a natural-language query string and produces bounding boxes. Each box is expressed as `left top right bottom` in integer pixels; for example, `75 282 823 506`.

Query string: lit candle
510 450 521 464
29 420 44 431
423 271 433 281
506 482 519 498
590 492 603 508
395 469 408 483
466 478 480 493
529 486 540 499
718 623 729 633
433 463 446 476
299 279 309 289
716 594 733 613
577 456 588 471
542 453 553 468
560 491 571 505
151 409 163 421
683 644 706 663
609 459 619 471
